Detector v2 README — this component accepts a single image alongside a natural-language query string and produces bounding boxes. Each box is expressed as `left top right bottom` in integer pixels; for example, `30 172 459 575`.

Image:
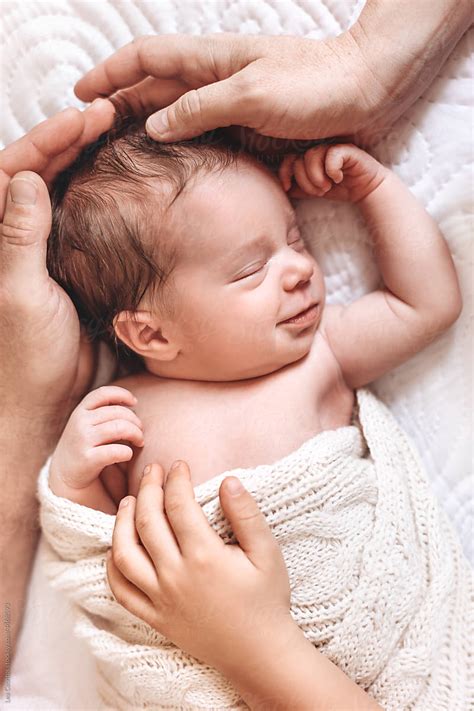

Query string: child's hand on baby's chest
279 143 386 203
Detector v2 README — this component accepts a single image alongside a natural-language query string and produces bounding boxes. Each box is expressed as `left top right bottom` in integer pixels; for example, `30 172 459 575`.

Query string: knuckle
190 548 210 569
173 89 203 127
112 547 129 571
83 448 96 464
164 494 183 517
135 511 152 532
1 219 34 241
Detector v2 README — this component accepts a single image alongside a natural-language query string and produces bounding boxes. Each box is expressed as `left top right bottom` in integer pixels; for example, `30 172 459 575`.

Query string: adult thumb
0 171 51 297
145 77 246 142
219 477 277 564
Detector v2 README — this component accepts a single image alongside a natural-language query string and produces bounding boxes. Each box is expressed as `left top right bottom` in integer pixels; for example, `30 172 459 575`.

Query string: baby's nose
283 252 315 290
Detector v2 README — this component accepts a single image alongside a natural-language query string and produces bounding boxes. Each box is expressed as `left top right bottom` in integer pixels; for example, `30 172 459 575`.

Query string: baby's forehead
166 163 296 268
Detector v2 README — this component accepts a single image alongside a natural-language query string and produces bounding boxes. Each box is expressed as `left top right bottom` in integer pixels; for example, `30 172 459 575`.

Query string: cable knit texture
38 390 473 710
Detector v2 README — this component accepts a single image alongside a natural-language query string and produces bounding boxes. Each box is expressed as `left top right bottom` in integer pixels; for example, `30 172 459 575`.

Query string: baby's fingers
278 155 297 192
304 147 332 192
82 385 137 411
92 443 135 469
92 405 143 431
294 158 325 197
324 146 346 184
93 419 145 448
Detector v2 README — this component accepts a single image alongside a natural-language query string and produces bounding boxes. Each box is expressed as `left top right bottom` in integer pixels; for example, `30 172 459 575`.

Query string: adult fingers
162 461 222 557
106 548 158 627
75 34 258 141
75 34 253 101
110 497 160 597
0 108 83 201
0 172 51 302
144 74 254 141
134 463 182 569
109 76 189 119
218 477 279 568
42 99 115 186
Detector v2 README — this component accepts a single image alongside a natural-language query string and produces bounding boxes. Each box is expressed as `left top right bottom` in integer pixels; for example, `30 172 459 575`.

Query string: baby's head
48 120 324 381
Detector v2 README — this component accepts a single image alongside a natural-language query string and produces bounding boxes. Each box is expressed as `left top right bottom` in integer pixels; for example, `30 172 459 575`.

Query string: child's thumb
0 171 52 296
219 477 277 564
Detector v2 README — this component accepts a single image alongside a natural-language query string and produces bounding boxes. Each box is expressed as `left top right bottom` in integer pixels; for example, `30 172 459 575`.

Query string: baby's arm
280 145 462 388
49 386 144 514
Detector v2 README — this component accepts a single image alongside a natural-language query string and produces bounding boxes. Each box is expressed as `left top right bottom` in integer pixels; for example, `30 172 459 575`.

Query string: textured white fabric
38 390 473 711
2 2 472 708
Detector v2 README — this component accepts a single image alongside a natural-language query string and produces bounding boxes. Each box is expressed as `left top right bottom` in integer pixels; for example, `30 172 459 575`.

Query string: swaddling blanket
38 389 472 711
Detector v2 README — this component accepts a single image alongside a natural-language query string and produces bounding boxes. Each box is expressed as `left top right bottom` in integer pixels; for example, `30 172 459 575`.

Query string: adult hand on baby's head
0 100 115 422
107 461 296 677
74 2 471 149
75 32 369 149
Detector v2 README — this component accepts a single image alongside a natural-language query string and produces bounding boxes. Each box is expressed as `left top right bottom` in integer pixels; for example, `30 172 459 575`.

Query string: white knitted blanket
38 390 472 711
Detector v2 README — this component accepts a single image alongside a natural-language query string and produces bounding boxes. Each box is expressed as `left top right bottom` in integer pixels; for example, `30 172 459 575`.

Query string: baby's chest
127 343 353 492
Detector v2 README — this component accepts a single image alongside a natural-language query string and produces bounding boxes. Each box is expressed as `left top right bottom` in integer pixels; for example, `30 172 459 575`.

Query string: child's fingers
324 146 345 184
304 148 332 192
293 158 324 197
161 461 221 559
82 385 137 411
106 547 159 629
91 405 143 431
134 463 183 570
90 443 135 469
93 420 145 447
110 497 160 597
278 155 297 192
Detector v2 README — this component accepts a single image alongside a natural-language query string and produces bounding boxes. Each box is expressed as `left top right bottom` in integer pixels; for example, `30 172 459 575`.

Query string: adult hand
107 461 294 675
0 99 115 419
75 1 471 148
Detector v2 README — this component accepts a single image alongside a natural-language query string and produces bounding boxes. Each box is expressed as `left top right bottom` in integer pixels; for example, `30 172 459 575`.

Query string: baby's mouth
279 303 319 326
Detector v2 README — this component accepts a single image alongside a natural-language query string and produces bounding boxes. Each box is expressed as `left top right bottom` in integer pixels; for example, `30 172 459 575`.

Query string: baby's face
156 161 325 380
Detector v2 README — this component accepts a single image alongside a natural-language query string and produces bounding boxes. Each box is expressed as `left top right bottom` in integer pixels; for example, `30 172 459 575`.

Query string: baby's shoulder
110 370 155 396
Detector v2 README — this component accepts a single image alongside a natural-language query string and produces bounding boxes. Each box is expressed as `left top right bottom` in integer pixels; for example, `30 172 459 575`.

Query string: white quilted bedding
2 1 472 709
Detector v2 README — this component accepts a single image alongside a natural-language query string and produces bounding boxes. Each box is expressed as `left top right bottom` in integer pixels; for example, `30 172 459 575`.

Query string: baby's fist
279 144 385 203
50 385 144 491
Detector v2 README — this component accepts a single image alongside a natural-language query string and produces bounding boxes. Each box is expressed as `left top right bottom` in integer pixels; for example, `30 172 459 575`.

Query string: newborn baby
46 120 461 511
40 120 471 710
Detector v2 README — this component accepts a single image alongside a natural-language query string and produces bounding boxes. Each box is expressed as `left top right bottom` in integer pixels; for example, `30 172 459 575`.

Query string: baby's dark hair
47 118 243 372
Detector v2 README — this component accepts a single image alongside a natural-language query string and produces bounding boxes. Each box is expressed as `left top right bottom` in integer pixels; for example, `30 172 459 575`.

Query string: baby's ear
113 310 179 361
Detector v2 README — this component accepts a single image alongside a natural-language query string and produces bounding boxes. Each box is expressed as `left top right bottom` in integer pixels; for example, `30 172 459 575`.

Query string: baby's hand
50 386 144 491
279 143 386 203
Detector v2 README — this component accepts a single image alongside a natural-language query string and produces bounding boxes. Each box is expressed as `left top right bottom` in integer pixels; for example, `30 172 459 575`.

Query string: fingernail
146 111 169 136
226 477 244 496
119 497 130 509
142 465 151 477
10 179 38 205
170 460 182 471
